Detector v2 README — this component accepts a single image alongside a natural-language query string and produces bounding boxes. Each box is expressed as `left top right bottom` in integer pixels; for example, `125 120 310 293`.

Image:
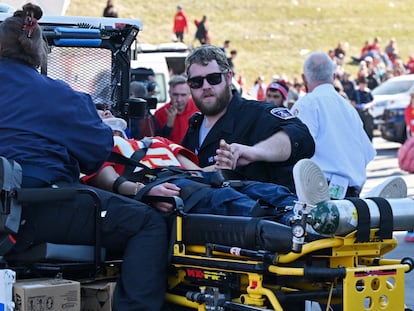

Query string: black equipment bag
0 156 23 255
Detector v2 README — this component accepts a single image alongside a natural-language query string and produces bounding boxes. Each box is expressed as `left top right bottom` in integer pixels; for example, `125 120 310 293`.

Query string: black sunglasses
188 72 225 89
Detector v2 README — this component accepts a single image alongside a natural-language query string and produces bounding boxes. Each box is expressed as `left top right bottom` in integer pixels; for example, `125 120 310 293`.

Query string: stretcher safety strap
346 198 371 242
366 197 393 240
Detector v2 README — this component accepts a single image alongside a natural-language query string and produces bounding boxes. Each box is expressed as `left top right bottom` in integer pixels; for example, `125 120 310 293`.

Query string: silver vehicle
371 74 414 126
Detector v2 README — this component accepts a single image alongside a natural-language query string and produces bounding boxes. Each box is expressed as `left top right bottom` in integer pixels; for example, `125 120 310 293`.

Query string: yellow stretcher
3 184 413 310
164 198 414 311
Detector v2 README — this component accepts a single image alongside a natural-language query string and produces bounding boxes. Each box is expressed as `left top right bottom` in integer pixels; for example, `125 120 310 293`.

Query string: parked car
380 105 409 143
371 74 414 127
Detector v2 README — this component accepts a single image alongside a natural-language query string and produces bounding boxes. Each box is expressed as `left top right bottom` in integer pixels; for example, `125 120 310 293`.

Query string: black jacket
182 93 315 191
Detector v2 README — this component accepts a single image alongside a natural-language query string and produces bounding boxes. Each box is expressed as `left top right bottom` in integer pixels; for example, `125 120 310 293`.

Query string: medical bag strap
133 171 195 201
108 151 151 182
136 178 211 213
365 197 393 240
345 197 371 242
107 138 153 180
179 182 216 213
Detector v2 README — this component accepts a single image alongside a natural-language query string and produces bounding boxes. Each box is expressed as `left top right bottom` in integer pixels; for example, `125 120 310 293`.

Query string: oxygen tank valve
291 201 315 253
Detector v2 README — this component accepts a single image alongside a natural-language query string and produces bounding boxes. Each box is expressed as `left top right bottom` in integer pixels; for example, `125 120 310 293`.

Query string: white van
130 42 189 110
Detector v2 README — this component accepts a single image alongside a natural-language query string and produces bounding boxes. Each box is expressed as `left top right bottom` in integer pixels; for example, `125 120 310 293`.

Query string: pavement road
365 134 414 310
310 133 414 310
362 134 414 198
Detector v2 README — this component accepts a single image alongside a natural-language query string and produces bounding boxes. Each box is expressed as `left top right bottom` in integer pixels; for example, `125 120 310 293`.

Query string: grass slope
67 0 414 88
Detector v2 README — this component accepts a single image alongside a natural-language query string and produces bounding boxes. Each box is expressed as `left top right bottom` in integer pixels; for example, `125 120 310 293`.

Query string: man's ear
226 70 234 82
301 73 309 92
301 73 306 85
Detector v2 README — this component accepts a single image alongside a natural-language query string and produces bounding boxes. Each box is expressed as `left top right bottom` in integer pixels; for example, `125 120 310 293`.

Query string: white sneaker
362 176 407 199
293 159 330 205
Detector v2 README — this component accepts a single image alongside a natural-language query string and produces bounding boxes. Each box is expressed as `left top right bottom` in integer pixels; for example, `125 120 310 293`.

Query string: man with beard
181 45 315 192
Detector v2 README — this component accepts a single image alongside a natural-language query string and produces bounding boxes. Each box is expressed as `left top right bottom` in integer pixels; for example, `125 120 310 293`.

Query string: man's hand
166 104 178 127
214 139 235 169
214 139 257 169
147 182 181 213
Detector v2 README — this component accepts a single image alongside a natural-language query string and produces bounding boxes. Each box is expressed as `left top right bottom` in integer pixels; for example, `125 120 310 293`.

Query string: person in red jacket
405 91 414 137
406 54 414 74
154 75 199 144
401 94 414 242
172 4 188 43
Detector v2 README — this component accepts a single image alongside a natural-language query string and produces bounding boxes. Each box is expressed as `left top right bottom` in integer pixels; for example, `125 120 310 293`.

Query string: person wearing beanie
264 81 289 107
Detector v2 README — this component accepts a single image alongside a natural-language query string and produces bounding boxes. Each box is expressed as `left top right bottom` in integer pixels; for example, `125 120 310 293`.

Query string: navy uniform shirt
0 59 113 185
182 92 315 191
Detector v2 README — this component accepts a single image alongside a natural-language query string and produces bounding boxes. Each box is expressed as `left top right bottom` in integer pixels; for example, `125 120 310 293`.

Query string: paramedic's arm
230 131 291 168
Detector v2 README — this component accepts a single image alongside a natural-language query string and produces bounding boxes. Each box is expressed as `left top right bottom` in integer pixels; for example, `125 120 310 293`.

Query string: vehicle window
47 46 113 106
153 73 167 103
372 80 414 96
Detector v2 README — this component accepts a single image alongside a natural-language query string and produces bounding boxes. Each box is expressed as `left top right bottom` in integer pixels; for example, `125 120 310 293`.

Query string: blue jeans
172 178 297 217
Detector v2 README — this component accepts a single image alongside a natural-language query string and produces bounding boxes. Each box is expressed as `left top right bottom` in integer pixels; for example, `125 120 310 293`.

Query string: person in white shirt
291 51 376 198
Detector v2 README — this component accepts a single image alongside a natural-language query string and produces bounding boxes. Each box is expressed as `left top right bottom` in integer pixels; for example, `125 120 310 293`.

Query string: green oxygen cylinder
307 197 414 236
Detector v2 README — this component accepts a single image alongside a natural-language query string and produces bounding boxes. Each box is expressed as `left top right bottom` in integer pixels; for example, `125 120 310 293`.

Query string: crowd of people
1 3 413 311
244 36 414 144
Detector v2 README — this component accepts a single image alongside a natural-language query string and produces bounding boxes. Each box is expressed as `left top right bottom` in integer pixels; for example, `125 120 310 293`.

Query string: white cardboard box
0 269 16 311
13 278 80 311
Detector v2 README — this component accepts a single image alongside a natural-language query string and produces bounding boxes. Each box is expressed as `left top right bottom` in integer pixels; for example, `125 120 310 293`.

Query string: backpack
398 136 414 173
0 156 22 255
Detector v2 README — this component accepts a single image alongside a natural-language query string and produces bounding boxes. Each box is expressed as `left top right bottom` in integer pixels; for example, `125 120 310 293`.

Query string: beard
193 84 232 116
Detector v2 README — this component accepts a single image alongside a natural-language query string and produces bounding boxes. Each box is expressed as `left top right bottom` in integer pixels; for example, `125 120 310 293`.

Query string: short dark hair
185 45 231 76
130 81 148 98
358 77 368 84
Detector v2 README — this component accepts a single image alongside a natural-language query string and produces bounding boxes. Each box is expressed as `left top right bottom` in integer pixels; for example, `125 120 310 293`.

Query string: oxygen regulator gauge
292 224 305 238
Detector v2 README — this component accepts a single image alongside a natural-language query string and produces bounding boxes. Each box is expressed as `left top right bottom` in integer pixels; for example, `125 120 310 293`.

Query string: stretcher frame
164 210 413 311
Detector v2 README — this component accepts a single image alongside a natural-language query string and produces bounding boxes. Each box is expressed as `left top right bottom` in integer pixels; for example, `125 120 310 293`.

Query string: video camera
129 67 158 115
131 67 157 93
127 97 157 117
